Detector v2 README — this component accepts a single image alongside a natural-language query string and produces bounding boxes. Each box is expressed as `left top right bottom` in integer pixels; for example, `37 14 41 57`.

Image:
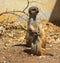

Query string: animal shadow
13 43 31 55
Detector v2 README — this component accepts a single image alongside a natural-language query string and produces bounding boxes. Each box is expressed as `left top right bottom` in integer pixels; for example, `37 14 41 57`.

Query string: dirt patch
0 21 60 63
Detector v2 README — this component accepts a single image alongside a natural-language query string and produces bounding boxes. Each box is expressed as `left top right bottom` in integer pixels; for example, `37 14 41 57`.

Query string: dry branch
0 0 29 17
23 0 29 12
0 10 28 17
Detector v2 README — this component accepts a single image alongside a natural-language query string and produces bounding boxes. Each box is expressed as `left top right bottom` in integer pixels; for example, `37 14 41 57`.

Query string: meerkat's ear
36 9 39 13
35 7 39 14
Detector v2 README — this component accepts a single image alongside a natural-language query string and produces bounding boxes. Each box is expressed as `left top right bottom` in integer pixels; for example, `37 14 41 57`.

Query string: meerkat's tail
41 48 54 56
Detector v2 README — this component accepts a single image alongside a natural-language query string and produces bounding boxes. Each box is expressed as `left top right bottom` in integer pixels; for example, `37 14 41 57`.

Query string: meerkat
26 6 53 56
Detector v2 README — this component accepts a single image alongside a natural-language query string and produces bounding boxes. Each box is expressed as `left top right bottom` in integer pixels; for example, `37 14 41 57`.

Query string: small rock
3 46 7 49
31 54 34 56
7 33 14 38
3 56 5 59
56 38 60 43
0 26 5 34
4 61 6 63
9 54 11 57
50 44 53 47
39 56 46 59
0 26 5 31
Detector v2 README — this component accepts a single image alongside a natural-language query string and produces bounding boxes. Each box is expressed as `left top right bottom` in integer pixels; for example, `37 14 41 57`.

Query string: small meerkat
26 6 53 56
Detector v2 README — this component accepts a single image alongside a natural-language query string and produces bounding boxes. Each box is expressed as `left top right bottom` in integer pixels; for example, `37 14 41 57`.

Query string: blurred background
0 0 57 22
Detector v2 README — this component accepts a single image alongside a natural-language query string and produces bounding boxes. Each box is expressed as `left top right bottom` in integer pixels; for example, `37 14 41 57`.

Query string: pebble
3 56 5 59
39 56 46 59
56 38 60 43
4 61 6 63
7 33 14 37
50 45 53 47
0 26 5 31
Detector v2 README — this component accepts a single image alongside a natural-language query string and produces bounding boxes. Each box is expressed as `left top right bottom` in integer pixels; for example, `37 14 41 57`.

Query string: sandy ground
0 21 60 63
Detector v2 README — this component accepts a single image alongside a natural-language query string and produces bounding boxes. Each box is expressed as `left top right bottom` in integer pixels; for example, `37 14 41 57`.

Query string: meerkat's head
29 6 39 15
28 6 39 20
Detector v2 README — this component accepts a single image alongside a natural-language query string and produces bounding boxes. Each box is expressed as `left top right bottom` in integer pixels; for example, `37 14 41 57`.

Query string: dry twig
0 10 28 17
23 0 29 12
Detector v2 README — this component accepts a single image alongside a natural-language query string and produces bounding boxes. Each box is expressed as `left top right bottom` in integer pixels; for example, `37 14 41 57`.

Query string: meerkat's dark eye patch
31 8 36 11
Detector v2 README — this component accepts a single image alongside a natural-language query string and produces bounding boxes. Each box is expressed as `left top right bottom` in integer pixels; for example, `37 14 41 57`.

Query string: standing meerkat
26 6 53 56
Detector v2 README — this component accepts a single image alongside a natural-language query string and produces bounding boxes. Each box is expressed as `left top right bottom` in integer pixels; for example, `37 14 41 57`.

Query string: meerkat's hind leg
31 41 41 56
31 37 53 56
31 36 42 56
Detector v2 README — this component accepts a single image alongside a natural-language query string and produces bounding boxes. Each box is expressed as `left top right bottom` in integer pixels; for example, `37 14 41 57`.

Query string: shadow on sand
13 43 31 55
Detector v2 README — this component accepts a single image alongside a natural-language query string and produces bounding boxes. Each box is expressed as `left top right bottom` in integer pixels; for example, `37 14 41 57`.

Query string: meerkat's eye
32 8 36 11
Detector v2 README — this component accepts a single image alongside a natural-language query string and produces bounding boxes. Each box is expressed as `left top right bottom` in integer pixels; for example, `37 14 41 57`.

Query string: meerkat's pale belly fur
28 17 47 55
